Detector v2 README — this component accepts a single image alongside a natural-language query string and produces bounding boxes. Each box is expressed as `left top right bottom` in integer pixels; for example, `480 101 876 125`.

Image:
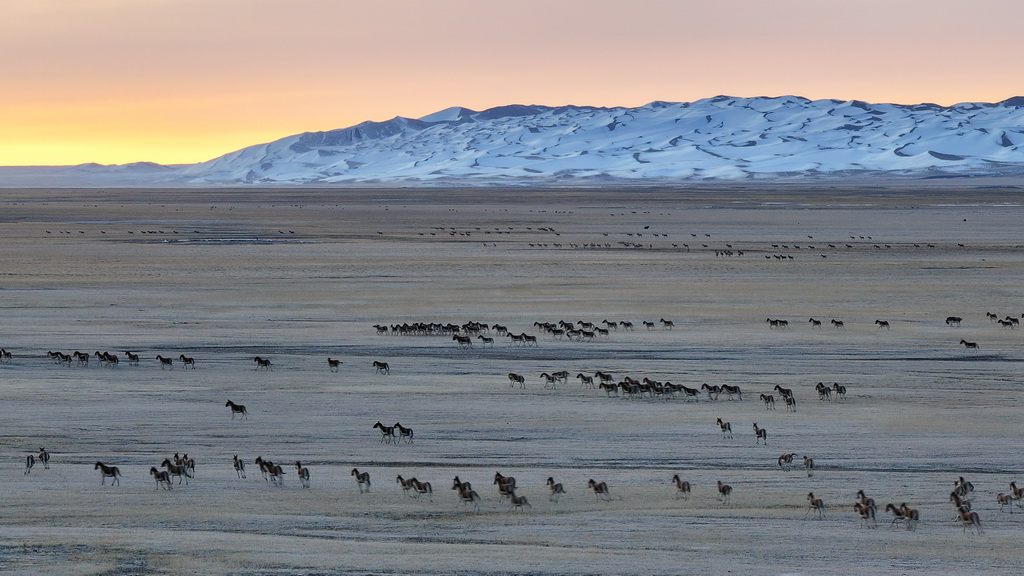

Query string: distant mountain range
4 95 1024 186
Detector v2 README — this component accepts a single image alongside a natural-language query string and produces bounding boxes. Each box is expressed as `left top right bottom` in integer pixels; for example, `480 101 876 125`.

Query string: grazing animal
24 454 34 474
156 354 174 369
716 417 733 439
394 422 414 443
946 316 962 326
720 384 742 401
885 503 907 528
702 383 722 400
803 456 815 477
373 421 397 443
373 360 390 375
950 491 972 521
176 453 196 477
773 385 794 401
716 480 733 504
899 503 920 531
255 457 274 481
407 477 433 500
267 462 286 485
576 373 595 388
452 334 473 347
396 475 416 497
808 318 822 328
753 422 767 445
806 492 826 519
960 339 979 350
875 319 890 329
451 475 472 492
856 490 877 520
546 477 566 502
508 373 526 389
777 453 795 471
37 447 50 469
255 457 285 485
95 462 121 486
150 467 173 490
784 394 797 412
225 400 248 419
539 372 560 389
327 357 342 372
671 474 692 500
295 461 311 488
677 384 700 401
0 348 12 363
233 455 246 478
957 508 983 535
832 382 847 400
1010 481 1023 501
643 320 656 330
760 393 776 410
660 318 675 330
253 356 273 370
997 493 1015 513
815 382 832 401
494 472 517 499
161 458 192 485
831 319 845 329
123 351 140 365
954 476 975 498
510 493 532 512
767 318 788 329
453 482 482 513
855 502 877 528
179 354 196 368
477 335 494 346
588 479 611 501
351 468 371 493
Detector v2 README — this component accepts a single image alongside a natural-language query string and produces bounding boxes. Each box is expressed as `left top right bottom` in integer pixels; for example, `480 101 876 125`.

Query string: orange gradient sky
2 0 1022 166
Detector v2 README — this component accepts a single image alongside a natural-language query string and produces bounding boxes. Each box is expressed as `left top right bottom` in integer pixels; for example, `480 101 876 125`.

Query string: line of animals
0 351 386 374
24 450 1023 531
766 313 1021 331
3 311 1016 373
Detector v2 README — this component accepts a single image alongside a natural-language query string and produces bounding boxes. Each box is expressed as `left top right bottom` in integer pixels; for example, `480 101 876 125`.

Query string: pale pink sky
1 0 1021 166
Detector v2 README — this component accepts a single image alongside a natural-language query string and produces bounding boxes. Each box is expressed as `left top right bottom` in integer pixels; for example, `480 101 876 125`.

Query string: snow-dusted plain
3 96 1024 187
0 185 1023 575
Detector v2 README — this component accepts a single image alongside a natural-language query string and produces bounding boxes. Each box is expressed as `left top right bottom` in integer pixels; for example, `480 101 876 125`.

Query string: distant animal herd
4 311 1021 533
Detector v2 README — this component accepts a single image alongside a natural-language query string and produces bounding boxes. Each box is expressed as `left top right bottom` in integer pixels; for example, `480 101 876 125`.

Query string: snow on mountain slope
177 95 1024 185
4 96 1024 186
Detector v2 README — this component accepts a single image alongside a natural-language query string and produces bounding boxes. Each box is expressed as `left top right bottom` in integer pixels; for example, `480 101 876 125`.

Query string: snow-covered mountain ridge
7 95 1024 186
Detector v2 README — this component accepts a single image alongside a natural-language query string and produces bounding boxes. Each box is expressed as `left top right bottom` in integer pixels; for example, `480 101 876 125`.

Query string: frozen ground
0 184 1022 575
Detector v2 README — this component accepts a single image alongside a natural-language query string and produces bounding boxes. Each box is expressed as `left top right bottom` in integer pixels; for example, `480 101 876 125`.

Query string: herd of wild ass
5 311 1022 534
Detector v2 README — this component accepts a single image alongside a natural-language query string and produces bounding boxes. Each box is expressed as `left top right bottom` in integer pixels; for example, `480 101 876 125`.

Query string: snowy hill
5 96 1024 186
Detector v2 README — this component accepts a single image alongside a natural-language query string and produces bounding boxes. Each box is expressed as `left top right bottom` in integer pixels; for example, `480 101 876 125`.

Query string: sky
2 0 1022 166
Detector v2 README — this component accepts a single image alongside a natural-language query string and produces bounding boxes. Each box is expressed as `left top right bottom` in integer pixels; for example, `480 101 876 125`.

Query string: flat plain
0 184 1022 575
